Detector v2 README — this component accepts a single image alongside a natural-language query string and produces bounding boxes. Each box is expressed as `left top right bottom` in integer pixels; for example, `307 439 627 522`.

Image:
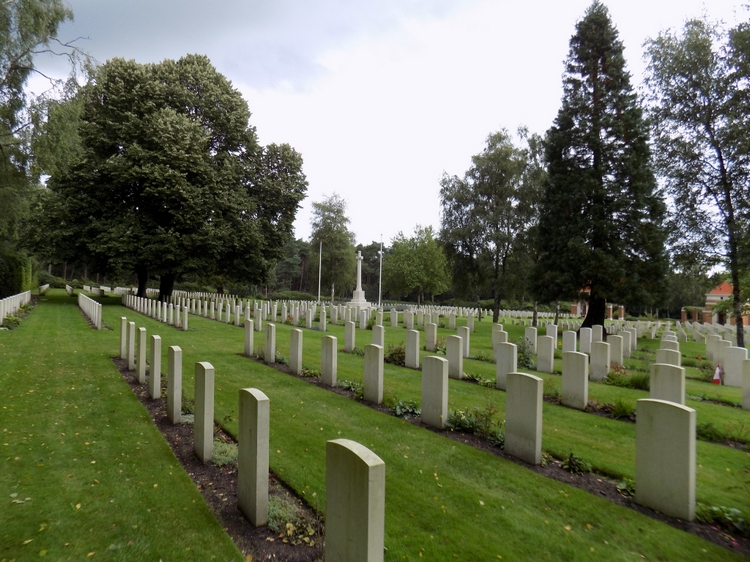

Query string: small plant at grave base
181 397 195 415
517 337 535 369
543 378 561 399
211 439 238 467
434 336 447 354
336 379 364 400
275 352 288 365
697 421 725 443
629 372 650 391
608 398 635 420
366 317 376 330
382 390 399 410
562 453 592 475
255 348 265 361
284 315 294 325
438 320 447 329
349 346 365 357
617 478 635 498
1 315 21 329
464 372 495 388
682 357 698 368
724 421 750 444
267 495 319 547
300 367 321 378
392 399 421 418
446 398 504 446
540 452 552 467
385 342 406 366
696 503 749 537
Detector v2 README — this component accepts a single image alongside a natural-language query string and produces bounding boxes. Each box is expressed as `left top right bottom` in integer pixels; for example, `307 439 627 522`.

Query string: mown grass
0 291 242 561
95 299 749 560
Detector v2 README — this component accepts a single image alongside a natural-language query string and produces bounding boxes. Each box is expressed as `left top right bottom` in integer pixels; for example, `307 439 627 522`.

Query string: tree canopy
645 17 749 345
440 128 544 320
533 1 667 328
35 55 306 298
383 225 449 304
309 193 356 300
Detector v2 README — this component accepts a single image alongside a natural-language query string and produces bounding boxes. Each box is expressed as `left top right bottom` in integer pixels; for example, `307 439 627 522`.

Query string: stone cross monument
348 251 369 307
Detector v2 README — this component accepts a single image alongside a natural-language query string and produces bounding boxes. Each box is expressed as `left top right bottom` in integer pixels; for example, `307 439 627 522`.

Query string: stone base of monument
348 289 369 308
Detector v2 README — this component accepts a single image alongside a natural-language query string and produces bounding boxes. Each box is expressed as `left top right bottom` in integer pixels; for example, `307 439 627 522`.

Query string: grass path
0 293 242 561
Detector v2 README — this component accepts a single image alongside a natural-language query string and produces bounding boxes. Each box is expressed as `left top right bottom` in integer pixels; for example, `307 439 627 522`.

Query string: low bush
385 342 406 366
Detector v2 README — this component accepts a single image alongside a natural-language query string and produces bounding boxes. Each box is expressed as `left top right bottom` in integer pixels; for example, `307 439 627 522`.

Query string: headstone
650 364 685 405
562 330 576 353
562 351 588 410
364 344 384 404
655 348 680 367
743 359 750 410
661 339 679 352
137 327 147 384
635 399 695 521
345 321 356 353
149 335 161 399
705 334 720 362
390 309 398 328
579 327 592 354
609 335 624 367
244 319 255 357
495 342 517 391
127 322 136 371
590 341 610 381
290 329 303 375
119 317 127 359
264 323 276 364
167 346 182 424
372 324 384 348
467 314 475 333
405 330 420 369
537 335 555 374
404 311 414 330
446 335 463 379
546 324 558 348
319 307 327 332
524 327 537 355
449 313 456 330
505 372 543 465
458 326 470 358
592 325 603 343
422 356 448 429
425 322 437 352
194 362 215 463
723 346 747 387
238 387 270 527
621 330 632 359
325 439 385 562
322 336 338 386
182 305 189 331
714 339 731 367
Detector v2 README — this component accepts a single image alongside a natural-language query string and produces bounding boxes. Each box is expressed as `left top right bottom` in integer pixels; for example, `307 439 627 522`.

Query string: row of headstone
122 294 190 332
77 292 102 330
0 290 31 327
38 283 50 295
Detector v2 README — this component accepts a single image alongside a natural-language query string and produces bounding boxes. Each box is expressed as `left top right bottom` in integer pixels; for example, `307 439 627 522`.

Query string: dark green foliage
0 252 33 297
696 503 748 537
336 379 363 401
696 422 725 442
392 399 421 418
36 55 306 299
517 337 535 369
562 453 592 474
384 342 406 366
447 399 505 446
308 194 356 298
534 2 667 327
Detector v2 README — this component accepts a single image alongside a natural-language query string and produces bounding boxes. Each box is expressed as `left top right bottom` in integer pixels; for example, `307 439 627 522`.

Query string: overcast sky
32 0 746 246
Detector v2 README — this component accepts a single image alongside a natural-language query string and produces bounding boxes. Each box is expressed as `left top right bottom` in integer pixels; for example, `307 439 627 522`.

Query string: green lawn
0 297 750 561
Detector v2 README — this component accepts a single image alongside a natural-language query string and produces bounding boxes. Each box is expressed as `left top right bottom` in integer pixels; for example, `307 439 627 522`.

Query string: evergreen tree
533 1 667 328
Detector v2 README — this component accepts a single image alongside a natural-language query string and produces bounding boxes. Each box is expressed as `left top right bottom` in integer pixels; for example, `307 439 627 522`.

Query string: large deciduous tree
383 225 449 304
440 128 541 321
645 17 749 345
36 55 306 298
533 1 667 328
309 193 356 300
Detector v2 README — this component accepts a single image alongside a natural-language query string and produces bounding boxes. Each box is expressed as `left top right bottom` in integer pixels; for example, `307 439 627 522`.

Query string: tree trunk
493 289 500 323
136 266 148 298
554 301 560 325
582 295 606 329
62 261 67 280
532 301 538 327
158 272 176 302
730 268 745 347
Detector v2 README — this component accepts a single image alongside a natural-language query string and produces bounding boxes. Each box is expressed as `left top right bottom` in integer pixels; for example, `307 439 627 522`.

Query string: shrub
447 399 504 446
517 337 535 369
562 453 592 474
211 440 238 466
630 372 650 391
300 367 321 378
696 503 748 536
392 399 421 418
337 379 363 400
617 478 635 497
697 421 725 442
385 343 406 366
350 346 365 357
543 378 561 399
609 398 635 420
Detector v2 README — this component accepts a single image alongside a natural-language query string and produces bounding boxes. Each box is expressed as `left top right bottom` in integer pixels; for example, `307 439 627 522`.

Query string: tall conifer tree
533 1 667 327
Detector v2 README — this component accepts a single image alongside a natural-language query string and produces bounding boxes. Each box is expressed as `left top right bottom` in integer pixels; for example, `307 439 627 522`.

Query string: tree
440 129 541 321
0 0 77 288
533 1 667 328
35 55 306 298
644 17 749 345
309 193 356 300
383 226 449 304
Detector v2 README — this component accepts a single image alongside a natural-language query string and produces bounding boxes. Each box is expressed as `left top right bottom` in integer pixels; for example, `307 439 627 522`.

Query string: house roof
708 281 733 296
